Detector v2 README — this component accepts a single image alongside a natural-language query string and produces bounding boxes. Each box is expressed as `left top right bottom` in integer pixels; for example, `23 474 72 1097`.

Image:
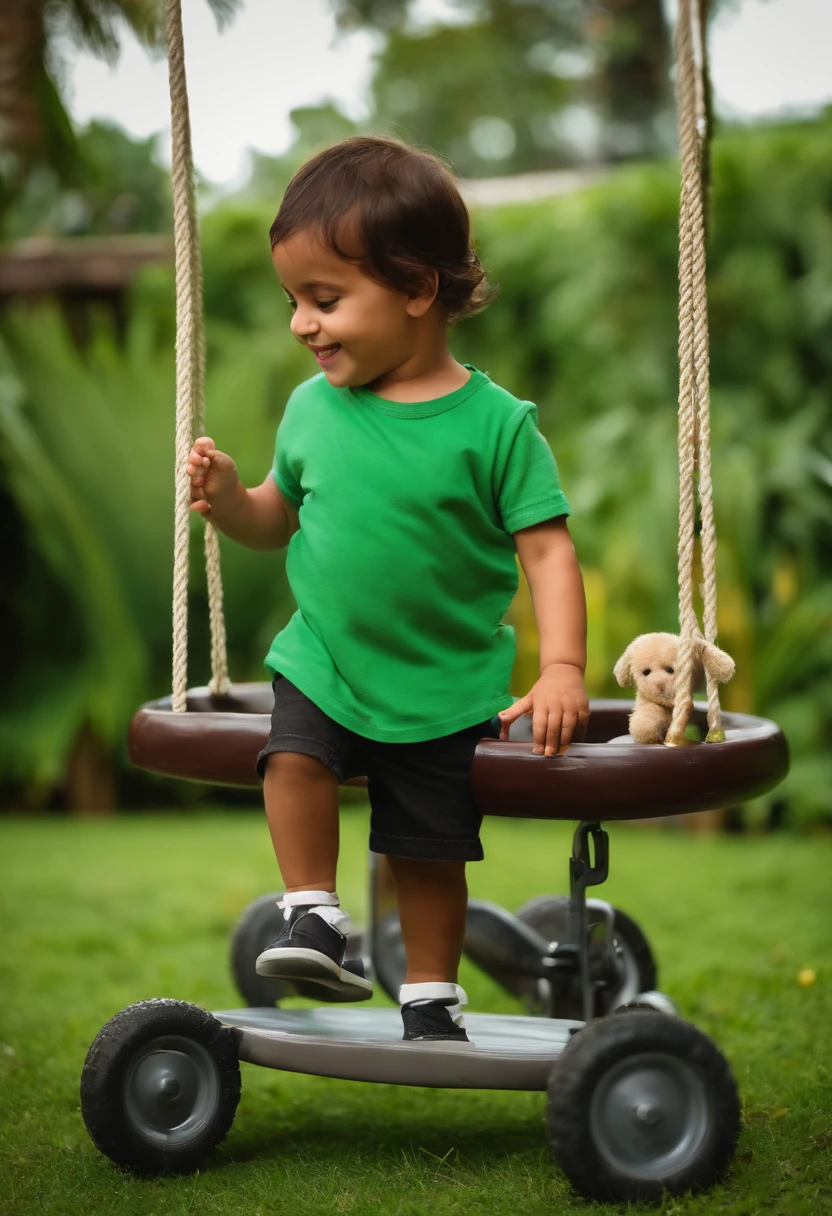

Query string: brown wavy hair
269 136 497 323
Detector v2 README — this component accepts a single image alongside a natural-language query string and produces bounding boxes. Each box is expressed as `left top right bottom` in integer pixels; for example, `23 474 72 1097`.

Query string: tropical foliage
1 115 830 825
355 0 671 175
4 120 173 241
0 0 237 230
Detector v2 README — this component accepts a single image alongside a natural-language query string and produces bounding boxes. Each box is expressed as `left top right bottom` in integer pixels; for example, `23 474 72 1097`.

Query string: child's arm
187 436 297 551
498 517 590 757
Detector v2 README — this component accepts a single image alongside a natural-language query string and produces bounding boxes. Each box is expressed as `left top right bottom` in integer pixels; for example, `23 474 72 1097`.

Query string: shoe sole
403 1033 470 1042
255 946 373 1000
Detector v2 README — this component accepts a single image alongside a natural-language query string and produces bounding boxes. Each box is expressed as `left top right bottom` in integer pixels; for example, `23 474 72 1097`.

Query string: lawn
0 808 829 1216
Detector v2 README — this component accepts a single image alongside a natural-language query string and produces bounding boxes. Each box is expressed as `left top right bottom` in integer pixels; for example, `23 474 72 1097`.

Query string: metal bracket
549 821 610 1023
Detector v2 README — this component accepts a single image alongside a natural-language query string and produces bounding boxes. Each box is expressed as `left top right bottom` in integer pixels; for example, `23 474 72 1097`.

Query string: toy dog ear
697 639 736 684
613 647 635 688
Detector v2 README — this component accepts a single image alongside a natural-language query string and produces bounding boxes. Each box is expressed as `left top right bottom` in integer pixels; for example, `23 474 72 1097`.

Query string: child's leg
388 856 470 1042
255 749 372 1000
363 718 499 1039
263 751 339 891
386 856 468 983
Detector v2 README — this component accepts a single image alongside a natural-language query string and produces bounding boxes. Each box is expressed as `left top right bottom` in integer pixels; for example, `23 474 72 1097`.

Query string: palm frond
204 0 241 31
49 0 162 59
47 0 241 63
0 337 147 780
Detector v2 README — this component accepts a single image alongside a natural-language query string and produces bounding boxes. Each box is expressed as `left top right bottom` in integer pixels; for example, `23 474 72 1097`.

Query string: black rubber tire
515 895 657 1014
81 999 241 1176
547 1010 740 1202
230 892 293 1007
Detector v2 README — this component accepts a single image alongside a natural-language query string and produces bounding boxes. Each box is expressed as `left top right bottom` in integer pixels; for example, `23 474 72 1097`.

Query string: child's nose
290 306 319 339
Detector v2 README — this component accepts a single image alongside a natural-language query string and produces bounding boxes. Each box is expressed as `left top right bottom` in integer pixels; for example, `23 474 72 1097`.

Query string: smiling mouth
309 343 341 361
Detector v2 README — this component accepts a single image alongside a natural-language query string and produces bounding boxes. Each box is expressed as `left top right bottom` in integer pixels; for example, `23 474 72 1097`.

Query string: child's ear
405 269 439 317
613 647 635 688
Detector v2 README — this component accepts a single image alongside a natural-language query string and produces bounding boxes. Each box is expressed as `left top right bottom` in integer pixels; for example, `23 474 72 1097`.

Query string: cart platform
214 1007 582 1090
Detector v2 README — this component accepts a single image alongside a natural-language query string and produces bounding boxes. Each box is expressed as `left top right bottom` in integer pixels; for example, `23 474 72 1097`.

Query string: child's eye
316 298 338 311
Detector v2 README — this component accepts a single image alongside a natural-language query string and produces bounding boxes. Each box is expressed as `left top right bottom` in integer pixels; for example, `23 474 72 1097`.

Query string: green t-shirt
265 366 571 742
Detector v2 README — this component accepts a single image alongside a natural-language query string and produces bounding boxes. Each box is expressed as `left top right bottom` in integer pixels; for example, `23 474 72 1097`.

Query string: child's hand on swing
187 436 241 516
497 663 590 757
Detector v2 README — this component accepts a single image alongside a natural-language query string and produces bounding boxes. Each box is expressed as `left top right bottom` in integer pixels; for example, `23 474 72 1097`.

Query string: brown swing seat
128 686 788 822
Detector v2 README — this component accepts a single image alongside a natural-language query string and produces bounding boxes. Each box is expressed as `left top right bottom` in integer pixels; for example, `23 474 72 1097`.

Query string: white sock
399 982 468 1027
279 891 350 935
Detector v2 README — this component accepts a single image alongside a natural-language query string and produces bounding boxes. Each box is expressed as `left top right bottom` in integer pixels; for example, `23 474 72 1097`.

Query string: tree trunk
592 0 671 159
0 0 79 228
0 1 46 172
65 723 118 815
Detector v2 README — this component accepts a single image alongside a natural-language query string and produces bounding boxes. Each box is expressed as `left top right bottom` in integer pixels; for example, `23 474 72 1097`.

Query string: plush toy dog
613 632 735 744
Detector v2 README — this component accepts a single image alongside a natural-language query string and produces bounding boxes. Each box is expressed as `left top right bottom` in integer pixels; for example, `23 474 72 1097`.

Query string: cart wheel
230 892 293 1007
515 895 657 1015
547 1010 740 1202
81 999 241 1175
615 990 679 1017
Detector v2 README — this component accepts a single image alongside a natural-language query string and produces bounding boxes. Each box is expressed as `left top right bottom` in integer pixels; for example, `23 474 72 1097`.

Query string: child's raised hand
187 436 240 517
497 663 590 757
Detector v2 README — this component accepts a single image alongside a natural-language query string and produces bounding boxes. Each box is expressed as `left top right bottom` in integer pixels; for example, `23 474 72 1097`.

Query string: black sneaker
255 907 373 1002
401 997 469 1042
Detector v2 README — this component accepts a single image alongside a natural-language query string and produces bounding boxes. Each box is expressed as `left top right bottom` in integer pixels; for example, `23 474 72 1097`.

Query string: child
187 136 589 1042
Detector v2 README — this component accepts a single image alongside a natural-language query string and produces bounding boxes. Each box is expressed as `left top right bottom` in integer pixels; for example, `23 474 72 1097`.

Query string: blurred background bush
0 0 829 829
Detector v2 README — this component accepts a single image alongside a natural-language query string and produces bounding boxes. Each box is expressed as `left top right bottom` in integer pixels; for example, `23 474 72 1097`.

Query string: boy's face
271 229 421 389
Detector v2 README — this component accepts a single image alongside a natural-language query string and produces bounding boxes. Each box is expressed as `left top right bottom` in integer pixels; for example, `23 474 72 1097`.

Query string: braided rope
666 0 725 745
190 199 231 697
691 0 723 740
166 0 230 711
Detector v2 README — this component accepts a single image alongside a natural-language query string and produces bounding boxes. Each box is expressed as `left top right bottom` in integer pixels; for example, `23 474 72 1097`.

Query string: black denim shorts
256 673 501 862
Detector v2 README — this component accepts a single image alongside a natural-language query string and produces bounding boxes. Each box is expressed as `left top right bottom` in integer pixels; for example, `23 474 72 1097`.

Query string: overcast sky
62 0 832 186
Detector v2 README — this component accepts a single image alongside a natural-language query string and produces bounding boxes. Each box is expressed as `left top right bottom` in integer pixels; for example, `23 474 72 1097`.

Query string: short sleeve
272 403 304 506
496 404 571 534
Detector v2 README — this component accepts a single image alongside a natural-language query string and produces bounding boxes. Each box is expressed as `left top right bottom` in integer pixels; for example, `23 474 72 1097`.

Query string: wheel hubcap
124 1035 220 1145
590 1052 710 1179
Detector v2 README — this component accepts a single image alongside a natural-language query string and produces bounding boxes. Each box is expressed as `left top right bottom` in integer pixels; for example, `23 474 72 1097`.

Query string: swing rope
166 0 230 713
667 0 727 747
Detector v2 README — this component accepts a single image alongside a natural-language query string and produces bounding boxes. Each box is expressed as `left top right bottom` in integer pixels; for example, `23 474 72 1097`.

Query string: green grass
0 808 829 1216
